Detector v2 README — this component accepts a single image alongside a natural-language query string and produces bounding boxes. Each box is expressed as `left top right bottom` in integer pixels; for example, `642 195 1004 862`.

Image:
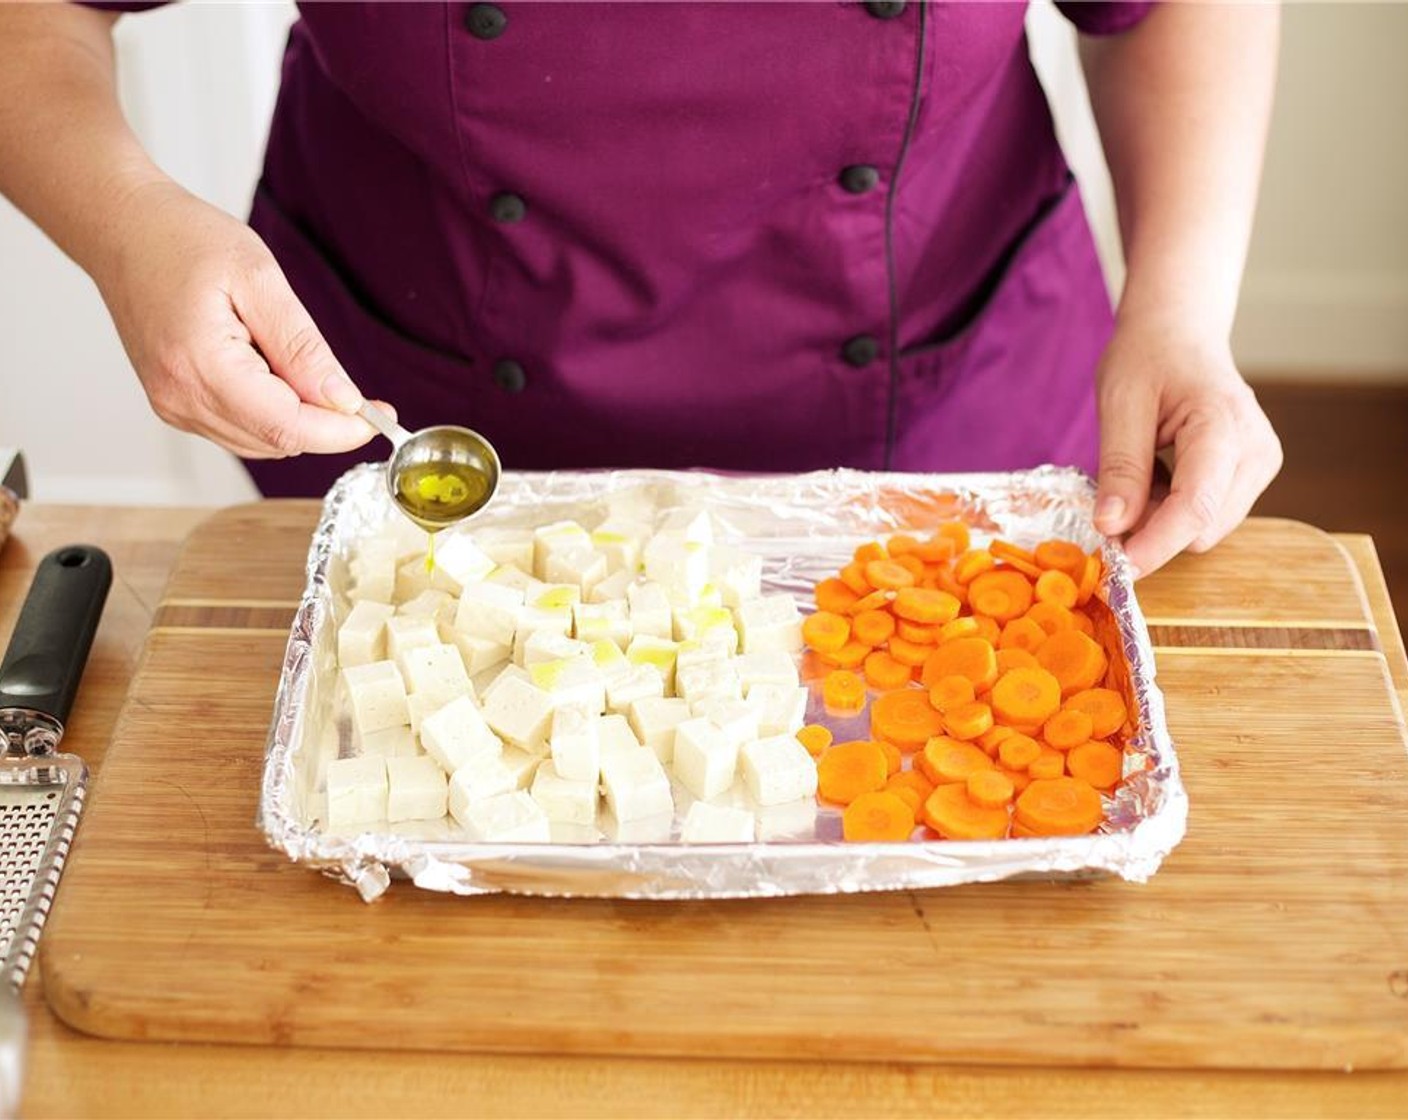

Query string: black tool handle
0 545 112 726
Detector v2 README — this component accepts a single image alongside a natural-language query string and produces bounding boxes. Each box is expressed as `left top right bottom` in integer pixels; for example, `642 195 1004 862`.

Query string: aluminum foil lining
258 464 1187 901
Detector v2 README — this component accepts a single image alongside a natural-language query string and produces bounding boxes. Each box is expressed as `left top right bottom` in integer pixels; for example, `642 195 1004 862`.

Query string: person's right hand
94 180 379 459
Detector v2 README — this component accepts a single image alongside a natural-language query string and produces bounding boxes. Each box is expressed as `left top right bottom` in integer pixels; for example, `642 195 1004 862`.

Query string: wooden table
7 504 1408 1118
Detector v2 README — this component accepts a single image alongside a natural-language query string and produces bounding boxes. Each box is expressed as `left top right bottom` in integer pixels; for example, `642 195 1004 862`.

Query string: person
0 1 1281 577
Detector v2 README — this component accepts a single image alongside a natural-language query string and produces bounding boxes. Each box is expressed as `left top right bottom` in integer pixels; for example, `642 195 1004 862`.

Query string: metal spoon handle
358 402 412 449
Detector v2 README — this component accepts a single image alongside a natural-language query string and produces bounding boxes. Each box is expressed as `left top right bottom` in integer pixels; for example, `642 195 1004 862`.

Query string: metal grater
0 545 111 993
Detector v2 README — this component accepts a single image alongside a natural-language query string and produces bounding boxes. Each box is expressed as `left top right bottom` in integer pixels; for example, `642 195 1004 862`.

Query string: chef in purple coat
0 2 1281 577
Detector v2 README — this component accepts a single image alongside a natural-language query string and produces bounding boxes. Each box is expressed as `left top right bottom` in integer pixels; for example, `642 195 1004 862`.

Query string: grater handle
0 544 112 730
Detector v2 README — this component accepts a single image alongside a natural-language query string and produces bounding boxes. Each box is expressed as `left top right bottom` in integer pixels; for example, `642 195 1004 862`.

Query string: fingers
1093 372 1159 538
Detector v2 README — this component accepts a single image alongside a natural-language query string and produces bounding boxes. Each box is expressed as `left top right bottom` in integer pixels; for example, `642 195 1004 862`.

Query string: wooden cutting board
38 505 1408 1070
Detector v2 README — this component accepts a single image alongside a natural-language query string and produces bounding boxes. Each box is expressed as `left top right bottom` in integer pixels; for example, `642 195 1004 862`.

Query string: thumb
1094 374 1159 537
234 262 365 415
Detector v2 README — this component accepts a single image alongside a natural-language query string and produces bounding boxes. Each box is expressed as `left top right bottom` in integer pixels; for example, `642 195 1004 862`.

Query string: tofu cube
675 659 742 708
419 695 502 774
691 697 762 750
589 638 633 685
680 801 756 844
398 643 474 709
672 717 740 800
672 605 738 650
550 705 601 781
590 517 651 574
356 725 419 759
348 540 396 604
605 663 665 716
406 691 440 736
499 747 543 790
341 661 409 735
546 546 608 596
599 748 675 823
337 600 395 668
627 580 673 640
655 508 717 544
394 556 435 604
625 635 679 693
486 563 537 594
386 755 449 822
628 696 693 762
598 713 643 757
530 761 598 825
447 630 511 676
740 735 818 806
386 615 441 663
325 756 387 828
736 595 804 655
431 532 497 591
587 568 634 605
454 581 523 645
754 796 819 841
396 589 457 631
447 753 522 804
532 520 592 580
734 650 801 692
642 533 710 605
450 788 551 842
747 683 809 737
480 662 530 704
709 544 764 608
472 528 535 572
675 638 731 673
481 675 555 752
529 657 607 714
573 599 632 649
520 630 588 667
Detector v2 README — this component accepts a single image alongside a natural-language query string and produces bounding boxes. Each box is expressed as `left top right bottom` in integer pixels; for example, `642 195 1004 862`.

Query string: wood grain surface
8 505 1408 1117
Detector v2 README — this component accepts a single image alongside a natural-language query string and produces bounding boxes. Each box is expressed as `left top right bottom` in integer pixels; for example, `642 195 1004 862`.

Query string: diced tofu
735 595 804 655
598 713 642 757
396 589 457 631
356 725 419 758
512 607 574 664
672 718 740 800
406 691 440 736
453 581 523 645
398 643 474 709
526 582 582 613
546 546 608 596
530 762 598 825
549 705 601 781
680 801 755 844
675 659 742 708
605 663 665 716
499 747 543 788
691 697 762 750
590 517 651 574
672 605 739 652
532 520 592 580
420 695 503 774
471 528 535 572
626 580 673 640
386 615 441 663
675 638 731 673
447 752 522 804
709 544 764 608
628 696 692 763
447 630 512 676
486 563 537 594
429 532 497 592
450 789 551 842
394 556 435 604
642 533 710 605
481 675 555 752
325 756 387 828
740 735 818 806
520 630 588 667
734 650 800 692
480 662 530 704
747 683 810 737
573 599 632 649
589 638 633 685
599 748 674 823
529 657 607 714
655 508 717 544
587 568 634 605
348 538 397 604
754 796 819 841
337 600 395 668
386 755 449 822
625 635 679 693
341 661 409 735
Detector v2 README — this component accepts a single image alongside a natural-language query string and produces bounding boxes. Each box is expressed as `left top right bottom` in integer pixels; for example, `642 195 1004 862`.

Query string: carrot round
938 617 981 644
1042 708 1093 751
817 740 890 805
847 588 894 616
1034 539 1086 578
893 553 926 581
1024 601 1074 637
1034 568 1079 610
1063 688 1128 739
966 768 1016 810
977 724 1017 758
1000 766 1033 795
854 541 888 565
953 548 996 585
1034 630 1108 696
944 700 993 742
795 723 834 758
990 666 1062 726
802 610 851 653
865 559 917 591
886 636 933 668
967 569 1034 623
822 669 867 712
852 608 896 647
821 640 872 670
970 614 1002 646
877 738 903 776
893 587 962 625
914 536 957 565
864 649 912 691
997 733 1041 771
935 520 971 555
886 533 921 557
1014 777 1103 836
920 636 998 693
885 768 936 811
839 560 872 596
922 782 1009 840
895 619 943 645
988 540 1043 580
920 736 994 784
870 688 945 749
1066 740 1123 791
1028 746 1066 781
1069 609 1096 637
843 790 916 842
815 577 860 615
928 673 976 713
998 616 1047 654
933 565 968 604
1075 553 1102 607
995 647 1040 675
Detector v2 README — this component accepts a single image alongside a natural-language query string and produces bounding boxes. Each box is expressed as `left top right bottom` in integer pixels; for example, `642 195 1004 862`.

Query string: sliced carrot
976 724 1017 759
1034 539 1086 578
795 724 833 758
851 608 896 647
1034 568 1079 610
870 688 945 749
935 520 972 555
839 560 872 596
967 569 1034 623
1075 552 1102 607
842 790 916 842
893 553 926 581
1034 630 1108 696
896 619 944 644
854 541 888 565
933 565 968 604
944 700 994 742
865 559 917 591
1069 609 1096 637
892 587 962 625
1014 776 1103 836
928 673 976 714
997 733 1041 771
953 548 996 585
819 640 872 670
847 588 894 616
863 649 912 691
877 739 903 776
920 636 998 692
802 610 851 654
938 617 980 644
885 769 936 811
988 539 1043 580
885 784 924 815
886 533 922 558
1000 766 1033 795
815 577 860 615
920 736 994 784
970 615 1002 646
1042 708 1094 751
822 669 867 712
886 636 933 668
998 616 1047 654
1024 601 1075 637
966 768 1016 809
913 536 957 565
1028 746 1066 781
1066 740 1123 791
817 740 890 805
990 666 1063 726
995 647 1040 674
922 782 1009 840
1063 687 1128 739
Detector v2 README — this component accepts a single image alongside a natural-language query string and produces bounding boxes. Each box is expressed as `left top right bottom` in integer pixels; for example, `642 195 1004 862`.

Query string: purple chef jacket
99 1 1155 496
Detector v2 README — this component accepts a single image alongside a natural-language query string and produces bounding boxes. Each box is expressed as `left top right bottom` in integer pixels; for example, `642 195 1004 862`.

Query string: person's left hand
1091 315 1283 578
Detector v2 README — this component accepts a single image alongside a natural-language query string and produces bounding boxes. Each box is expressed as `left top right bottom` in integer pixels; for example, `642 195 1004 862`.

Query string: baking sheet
258 464 1187 901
